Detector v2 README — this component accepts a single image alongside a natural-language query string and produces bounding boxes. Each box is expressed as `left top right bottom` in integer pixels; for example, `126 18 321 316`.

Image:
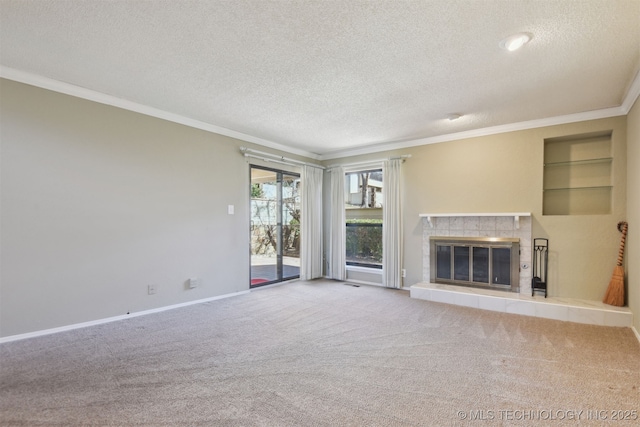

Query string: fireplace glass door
435 245 452 280
453 246 470 281
492 248 512 285
431 237 520 292
472 247 489 283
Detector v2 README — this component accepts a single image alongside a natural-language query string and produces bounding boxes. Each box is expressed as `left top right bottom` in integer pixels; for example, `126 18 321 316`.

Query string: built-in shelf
419 212 531 229
544 185 613 192
543 131 613 215
544 157 612 167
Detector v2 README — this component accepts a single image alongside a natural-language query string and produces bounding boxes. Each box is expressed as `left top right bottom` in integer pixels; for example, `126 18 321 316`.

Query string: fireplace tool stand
532 238 548 297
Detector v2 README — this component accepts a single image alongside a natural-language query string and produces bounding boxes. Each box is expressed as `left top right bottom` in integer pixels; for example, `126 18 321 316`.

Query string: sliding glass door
250 166 300 287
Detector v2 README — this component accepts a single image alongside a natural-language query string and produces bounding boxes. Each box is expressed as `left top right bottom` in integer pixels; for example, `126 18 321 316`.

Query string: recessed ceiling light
499 32 532 51
446 113 462 121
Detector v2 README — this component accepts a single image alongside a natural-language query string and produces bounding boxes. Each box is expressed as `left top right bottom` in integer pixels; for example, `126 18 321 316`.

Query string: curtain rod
240 147 325 169
326 154 411 170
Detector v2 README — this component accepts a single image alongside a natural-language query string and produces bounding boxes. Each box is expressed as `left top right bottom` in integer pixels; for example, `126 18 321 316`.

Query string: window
345 169 383 269
250 166 300 287
345 170 383 209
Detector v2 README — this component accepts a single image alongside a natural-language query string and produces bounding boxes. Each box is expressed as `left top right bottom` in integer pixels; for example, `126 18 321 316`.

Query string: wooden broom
603 221 628 306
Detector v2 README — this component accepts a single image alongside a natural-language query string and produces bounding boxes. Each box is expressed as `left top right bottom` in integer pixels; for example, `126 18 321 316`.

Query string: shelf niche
543 131 612 215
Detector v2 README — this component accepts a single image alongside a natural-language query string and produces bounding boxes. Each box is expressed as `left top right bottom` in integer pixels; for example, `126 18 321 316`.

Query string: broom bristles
603 265 625 306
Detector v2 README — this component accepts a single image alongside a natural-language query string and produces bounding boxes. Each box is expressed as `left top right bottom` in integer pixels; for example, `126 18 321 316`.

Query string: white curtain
383 159 403 288
328 167 346 280
300 165 324 280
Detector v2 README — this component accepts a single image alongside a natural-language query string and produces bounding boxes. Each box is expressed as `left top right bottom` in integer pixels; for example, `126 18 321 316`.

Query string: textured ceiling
1 0 639 159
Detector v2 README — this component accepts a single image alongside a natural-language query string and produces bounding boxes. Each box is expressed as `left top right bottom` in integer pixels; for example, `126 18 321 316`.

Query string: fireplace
430 236 520 292
421 213 532 295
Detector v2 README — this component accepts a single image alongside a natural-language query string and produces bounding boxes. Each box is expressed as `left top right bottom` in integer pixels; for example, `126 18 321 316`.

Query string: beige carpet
1 280 639 426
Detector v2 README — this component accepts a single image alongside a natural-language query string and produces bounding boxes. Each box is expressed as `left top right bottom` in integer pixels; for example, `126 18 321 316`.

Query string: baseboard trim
0 290 249 344
633 326 640 345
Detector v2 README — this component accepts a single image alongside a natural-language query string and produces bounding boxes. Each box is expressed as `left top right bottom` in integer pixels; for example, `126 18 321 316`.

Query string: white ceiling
1 0 639 160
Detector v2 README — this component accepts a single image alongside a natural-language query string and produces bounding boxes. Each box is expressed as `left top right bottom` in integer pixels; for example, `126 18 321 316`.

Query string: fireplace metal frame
429 236 520 292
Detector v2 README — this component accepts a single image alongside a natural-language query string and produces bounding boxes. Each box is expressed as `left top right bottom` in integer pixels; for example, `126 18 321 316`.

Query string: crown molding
621 69 640 114
317 69 640 160
0 66 321 160
318 106 626 160
3 65 638 163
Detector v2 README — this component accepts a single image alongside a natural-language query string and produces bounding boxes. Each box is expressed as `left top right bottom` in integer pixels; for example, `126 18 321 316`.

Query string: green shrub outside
346 219 382 265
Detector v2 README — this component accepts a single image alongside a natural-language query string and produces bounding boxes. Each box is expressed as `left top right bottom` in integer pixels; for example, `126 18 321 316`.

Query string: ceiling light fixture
499 32 532 51
446 113 462 121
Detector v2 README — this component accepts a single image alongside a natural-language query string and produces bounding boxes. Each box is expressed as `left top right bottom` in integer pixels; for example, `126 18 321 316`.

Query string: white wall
626 96 639 332
0 79 258 337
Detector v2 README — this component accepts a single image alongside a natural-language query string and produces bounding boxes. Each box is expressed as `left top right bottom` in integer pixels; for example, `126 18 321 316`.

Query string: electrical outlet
402 269 407 278
148 284 157 295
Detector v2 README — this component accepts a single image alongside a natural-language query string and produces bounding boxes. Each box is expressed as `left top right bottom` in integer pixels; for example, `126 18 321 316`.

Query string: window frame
344 167 383 270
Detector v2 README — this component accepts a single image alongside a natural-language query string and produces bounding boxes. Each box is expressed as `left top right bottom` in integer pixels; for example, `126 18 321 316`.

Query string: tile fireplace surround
420 213 532 295
411 213 633 328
